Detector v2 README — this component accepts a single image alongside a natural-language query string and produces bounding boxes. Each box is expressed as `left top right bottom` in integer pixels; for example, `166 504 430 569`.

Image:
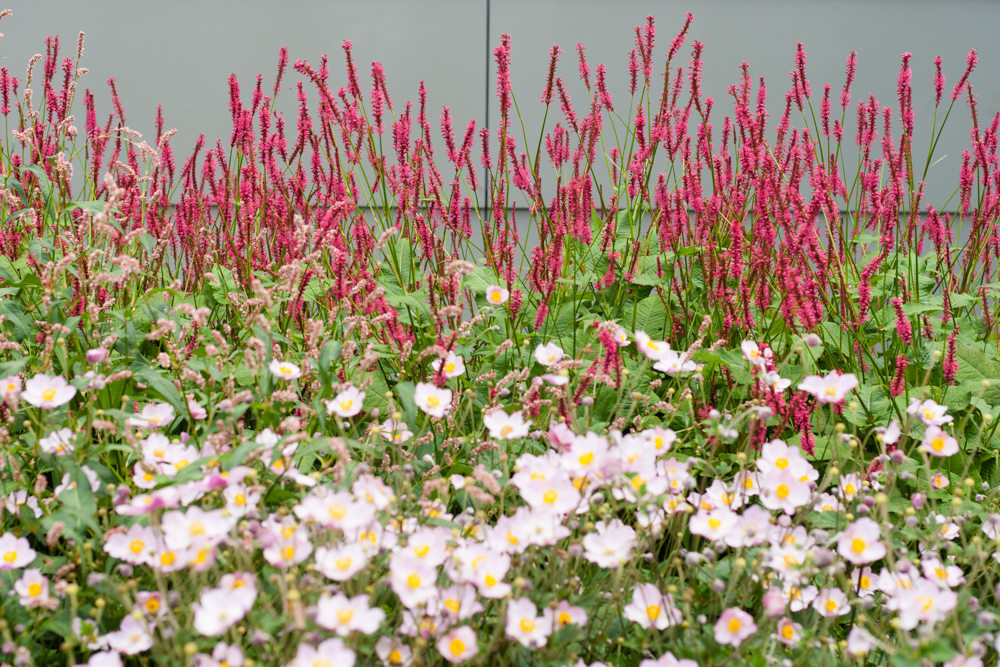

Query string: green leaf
952 342 1000 404
133 367 185 416
394 381 418 429
632 295 666 338
319 340 342 377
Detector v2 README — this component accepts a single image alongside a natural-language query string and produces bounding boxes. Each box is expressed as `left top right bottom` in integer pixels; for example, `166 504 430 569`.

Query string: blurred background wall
1 0 997 210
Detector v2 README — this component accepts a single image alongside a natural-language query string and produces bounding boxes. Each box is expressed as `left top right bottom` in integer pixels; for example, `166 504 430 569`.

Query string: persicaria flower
798 371 859 403
325 384 366 418
268 359 301 380
485 285 509 305
922 425 958 457
837 518 886 564
22 374 76 409
714 607 756 646
414 382 452 417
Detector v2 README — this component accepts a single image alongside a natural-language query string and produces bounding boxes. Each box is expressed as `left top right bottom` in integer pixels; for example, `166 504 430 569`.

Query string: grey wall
0 0 997 211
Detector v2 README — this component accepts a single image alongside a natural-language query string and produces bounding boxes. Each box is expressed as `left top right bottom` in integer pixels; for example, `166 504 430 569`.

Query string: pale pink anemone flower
483 409 531 440
837 518 887 564
485 285 509 305
21 374 76 409
798 371 859 403
325 384 366 418
714 607 757 646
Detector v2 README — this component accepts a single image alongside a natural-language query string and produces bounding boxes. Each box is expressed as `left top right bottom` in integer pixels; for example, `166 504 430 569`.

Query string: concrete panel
0 0 487 199
490 0 1000 211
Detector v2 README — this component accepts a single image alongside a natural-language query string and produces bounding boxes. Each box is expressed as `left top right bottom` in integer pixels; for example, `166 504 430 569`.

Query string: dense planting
0 9 998 666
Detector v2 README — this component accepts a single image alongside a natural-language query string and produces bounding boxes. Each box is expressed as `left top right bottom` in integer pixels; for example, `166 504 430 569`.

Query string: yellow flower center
484 574 497 588
776 484 790 499
336 557 352 570
728 618 742 633
281 546 295 560
708 518 722 529
146 598 160 612
543 489 558 504
445 598 460 613
427 396 440 407
500 425 513 437
389 650 403 664
646 605 661 620
329 504 347 519
860 576 871 589
449 638 466 655
407 574 421 588
852 538 866 554
189 521 206 535
340 399 353 411
825 599 837 612
579 452 594 465
414 545 430 557
235 493 246 505
129 540 145 554
445 362 455 373
520 618 536 632
28 583 41 597
42 388 56 401
558 612 572 625
490 292 502 303
336 608 354 625
160 552 175 566
931 437 945 451
845 484 856 495
781 625 794 639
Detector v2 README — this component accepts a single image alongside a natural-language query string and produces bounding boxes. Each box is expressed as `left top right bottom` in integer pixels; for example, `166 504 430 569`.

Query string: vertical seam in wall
484 0 491 221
